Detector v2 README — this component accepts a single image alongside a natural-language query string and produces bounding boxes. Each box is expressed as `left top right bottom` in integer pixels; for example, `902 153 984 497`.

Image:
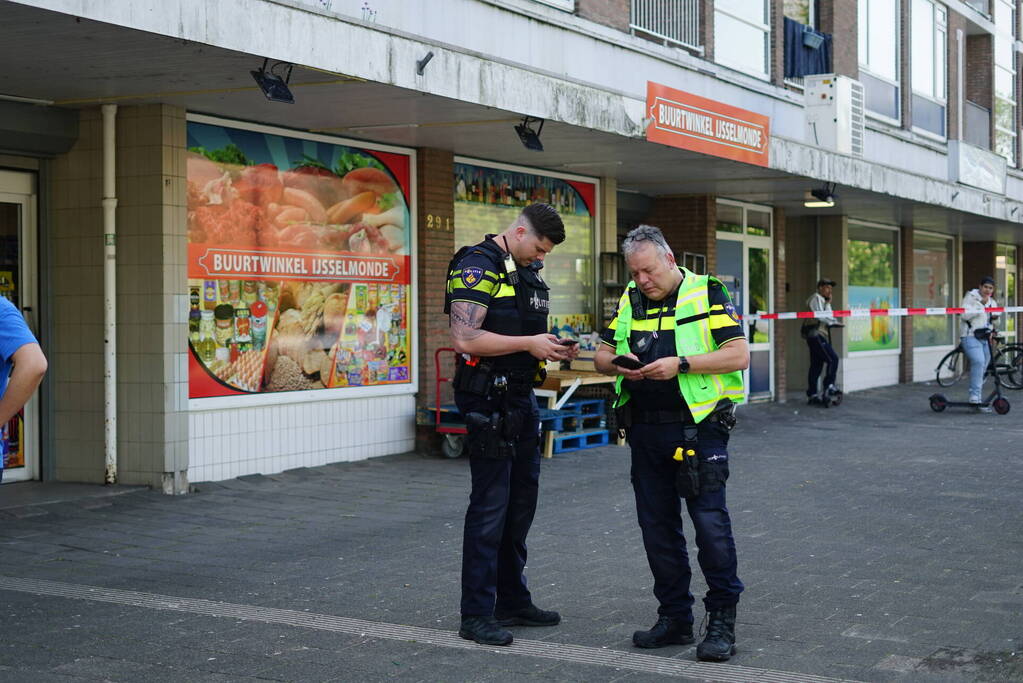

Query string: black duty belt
632 409 686 424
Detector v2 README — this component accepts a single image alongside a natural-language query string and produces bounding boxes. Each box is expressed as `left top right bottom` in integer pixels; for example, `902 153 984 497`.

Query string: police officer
445 202 576 646
594 225 748 662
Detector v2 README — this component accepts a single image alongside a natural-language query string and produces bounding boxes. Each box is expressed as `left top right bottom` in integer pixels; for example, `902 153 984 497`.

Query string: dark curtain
783 17 832 79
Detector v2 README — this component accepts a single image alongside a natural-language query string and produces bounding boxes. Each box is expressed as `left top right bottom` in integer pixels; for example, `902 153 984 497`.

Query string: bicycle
934 335 1023 390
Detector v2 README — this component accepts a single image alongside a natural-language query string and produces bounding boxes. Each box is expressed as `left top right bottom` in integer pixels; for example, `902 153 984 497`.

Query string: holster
615 402 632 440
465 411 514 459
709 400 737 432
454 359 494 396
675 425 701 499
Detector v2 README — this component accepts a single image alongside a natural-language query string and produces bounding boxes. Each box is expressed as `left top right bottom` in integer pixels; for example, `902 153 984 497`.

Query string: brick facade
899 224 914 383
414 148 455 453
773 206 787 400
966 34 994 147
900 0 911 129
644 195 717 275
947 9 965 140
575 0 629 32
770 0 784 87
818 0 858 78
963 241 996 292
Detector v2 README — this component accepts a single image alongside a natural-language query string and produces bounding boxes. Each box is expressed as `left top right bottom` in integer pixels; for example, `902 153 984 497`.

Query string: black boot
495 604 561 627
632 615 695 649
459 616 513 646
697 606 737 661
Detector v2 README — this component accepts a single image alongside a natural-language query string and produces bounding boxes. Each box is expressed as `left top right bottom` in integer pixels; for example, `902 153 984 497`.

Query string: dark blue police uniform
445 235 550 618
601 279 744 622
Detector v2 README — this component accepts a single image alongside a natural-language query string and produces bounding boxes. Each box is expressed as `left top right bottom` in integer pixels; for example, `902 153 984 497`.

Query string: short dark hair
980 275 996 286
521 203 565 245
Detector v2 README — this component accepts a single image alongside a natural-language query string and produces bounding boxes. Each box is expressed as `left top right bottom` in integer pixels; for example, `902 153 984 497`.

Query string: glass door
715 200 774 401
0 170 39 483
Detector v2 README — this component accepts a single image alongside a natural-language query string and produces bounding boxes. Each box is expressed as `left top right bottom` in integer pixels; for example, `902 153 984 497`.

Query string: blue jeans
628 420 743 620
962 334 991 402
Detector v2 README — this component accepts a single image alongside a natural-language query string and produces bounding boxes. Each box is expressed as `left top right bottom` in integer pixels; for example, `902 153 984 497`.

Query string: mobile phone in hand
558 338 578 346
612 355 644 370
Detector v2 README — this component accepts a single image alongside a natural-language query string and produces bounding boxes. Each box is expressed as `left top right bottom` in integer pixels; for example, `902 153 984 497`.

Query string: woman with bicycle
960 276 999 411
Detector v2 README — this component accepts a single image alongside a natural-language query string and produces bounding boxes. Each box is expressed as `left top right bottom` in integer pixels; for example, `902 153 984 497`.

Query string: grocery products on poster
187 120 412 397
848 286 900 352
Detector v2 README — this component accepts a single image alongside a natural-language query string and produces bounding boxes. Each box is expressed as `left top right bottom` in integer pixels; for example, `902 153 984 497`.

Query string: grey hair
622 224 673 260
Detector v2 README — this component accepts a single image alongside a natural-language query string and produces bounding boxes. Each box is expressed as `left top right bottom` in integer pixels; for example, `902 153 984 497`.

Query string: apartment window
911 0 947 137
859 0 901 121
715 0 770 79
784 0 815 26
912 233 955 347
994 0 1017 164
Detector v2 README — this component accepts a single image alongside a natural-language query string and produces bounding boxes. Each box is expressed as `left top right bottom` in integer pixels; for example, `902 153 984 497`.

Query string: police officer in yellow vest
595 225 749 662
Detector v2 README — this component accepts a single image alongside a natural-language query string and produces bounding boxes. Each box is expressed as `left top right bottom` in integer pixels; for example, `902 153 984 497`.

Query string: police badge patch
723 302 741 324
461 266 484 288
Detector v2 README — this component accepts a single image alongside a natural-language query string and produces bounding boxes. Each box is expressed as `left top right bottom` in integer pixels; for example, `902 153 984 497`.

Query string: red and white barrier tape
743 306 1023 321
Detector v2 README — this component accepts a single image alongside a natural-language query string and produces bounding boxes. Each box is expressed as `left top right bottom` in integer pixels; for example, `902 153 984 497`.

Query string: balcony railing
630 0 702 53
965 100 991 150
963 0 991 15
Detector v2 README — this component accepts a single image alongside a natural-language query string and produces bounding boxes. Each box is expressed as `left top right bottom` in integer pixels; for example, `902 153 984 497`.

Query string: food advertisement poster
187 118 413 398
453 160 597 340
847 285 900 352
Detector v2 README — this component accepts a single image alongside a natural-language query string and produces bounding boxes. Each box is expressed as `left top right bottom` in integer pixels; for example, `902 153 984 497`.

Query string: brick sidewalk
0 382 1021 681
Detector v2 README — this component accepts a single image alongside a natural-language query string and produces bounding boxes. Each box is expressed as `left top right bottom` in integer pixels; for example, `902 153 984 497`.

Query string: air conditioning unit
804 74 864 157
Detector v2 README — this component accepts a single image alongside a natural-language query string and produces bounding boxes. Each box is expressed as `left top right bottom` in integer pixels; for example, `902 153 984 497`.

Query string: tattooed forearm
450 302 487 341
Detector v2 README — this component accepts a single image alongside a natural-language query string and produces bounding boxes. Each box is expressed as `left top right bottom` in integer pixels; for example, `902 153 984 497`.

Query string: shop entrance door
715 200 774 401
0 170 39 483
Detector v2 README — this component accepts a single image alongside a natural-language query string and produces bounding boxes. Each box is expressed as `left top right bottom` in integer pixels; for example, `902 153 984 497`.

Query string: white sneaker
977 404 993 413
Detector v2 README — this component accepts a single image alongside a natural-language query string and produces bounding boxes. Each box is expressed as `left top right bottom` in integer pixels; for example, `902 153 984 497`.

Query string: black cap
817 278 836 287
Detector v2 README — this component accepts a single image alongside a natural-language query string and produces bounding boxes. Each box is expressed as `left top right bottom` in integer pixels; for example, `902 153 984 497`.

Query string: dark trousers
628 420 743 621
455 390 541 617
806 333 839 396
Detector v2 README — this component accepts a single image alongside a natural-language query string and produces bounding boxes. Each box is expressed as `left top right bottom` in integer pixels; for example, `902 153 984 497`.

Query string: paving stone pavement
0 381 1021 682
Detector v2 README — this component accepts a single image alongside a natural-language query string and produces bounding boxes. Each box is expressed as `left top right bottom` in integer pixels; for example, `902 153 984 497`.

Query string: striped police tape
743 305 1023 321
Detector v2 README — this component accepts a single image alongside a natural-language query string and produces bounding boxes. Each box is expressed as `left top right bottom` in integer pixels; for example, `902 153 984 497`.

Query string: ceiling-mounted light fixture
804 182 836 208
515 116 545 152
251 58 295 104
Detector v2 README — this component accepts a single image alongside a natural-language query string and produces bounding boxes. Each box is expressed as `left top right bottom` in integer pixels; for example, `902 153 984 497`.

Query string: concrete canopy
2 0 1021 242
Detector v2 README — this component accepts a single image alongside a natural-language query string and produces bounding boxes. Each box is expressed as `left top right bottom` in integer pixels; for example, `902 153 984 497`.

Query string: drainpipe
102 104 118 485
957 29 964 141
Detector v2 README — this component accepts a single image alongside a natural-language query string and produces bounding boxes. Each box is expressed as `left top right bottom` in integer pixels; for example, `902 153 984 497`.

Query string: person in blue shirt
1 297 47 481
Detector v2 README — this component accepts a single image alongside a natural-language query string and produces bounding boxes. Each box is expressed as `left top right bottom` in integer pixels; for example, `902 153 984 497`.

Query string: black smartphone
558 338 578 346
612 355 644 370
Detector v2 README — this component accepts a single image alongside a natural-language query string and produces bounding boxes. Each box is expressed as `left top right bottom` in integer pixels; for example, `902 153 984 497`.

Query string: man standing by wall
1 296 47 482
445 202 576 646
802 278 843 404
594 225 748 662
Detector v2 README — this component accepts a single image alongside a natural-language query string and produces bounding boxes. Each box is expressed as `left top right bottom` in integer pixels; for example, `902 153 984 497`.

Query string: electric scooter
929 339 1011 415
808 325 843 408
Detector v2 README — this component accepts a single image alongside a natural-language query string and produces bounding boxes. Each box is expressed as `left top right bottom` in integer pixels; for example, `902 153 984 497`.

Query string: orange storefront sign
646 81 770 167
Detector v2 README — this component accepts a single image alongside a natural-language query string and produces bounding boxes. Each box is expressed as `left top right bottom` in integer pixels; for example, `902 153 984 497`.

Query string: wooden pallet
551 429 610 454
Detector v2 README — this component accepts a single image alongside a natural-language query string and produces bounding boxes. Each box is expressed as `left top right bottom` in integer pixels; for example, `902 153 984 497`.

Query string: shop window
912 233 955 347
859 0 901 122
911 0 947 138
847 223 900 352
453 160 597 336
715 0 770 80
992 0 1017 163
996 244 1018 342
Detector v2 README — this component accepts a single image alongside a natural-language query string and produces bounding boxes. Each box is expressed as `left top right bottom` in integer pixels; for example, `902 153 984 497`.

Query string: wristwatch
678 356 690 374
